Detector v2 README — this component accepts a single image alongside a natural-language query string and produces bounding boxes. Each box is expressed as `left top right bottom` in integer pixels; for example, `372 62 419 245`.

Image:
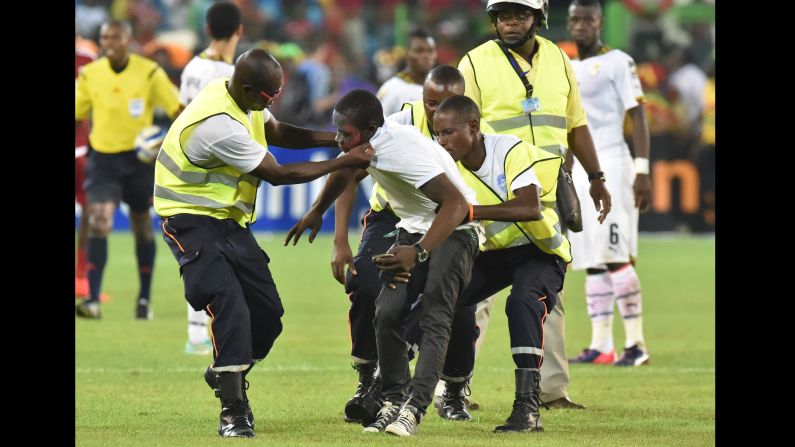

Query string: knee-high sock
610 265 646 350
136 240 156 301
87 237 107 303
585 272 615 353
188 304 211 344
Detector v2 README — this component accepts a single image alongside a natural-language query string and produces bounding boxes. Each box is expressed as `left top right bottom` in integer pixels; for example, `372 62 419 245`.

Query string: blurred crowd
75 0 715 231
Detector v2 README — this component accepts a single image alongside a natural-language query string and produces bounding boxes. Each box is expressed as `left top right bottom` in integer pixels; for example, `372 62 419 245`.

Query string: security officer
457 0 611 409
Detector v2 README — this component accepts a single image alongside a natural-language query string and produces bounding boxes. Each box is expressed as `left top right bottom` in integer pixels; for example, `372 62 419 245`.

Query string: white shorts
568 152 638 270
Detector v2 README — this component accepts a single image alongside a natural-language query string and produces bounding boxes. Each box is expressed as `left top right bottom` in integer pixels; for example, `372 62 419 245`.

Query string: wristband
634 157 650 175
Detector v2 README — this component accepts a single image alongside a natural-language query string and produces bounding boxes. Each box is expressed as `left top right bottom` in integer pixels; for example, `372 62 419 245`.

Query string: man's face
332 111 364 152
422 81 465 124
433 111 476 162
406 37 437 75
567 4 602 47
494 8 536 46
99 24 130 64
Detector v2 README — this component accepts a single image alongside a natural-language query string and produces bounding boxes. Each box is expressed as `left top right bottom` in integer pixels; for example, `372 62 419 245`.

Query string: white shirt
179 54 235 106
474 134 541 200
386 108 413 126
183 110 272 173
376 75 423 118
668 63 707 130
366 121 479 235
571 49 644 159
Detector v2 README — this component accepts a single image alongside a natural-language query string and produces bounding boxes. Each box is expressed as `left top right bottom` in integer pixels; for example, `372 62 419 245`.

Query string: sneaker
437 381 473 421
185 339 213 356
614 344 650 367
204 367 254 429
541 396 586 410
135 298 152 320
363 401 399 433
218 401 255 438
568 348 616 364
76 300 101 319
385 404 421 437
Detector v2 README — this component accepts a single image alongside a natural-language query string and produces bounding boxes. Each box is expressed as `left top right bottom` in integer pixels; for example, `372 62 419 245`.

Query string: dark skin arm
250 143 371 186
568 125 612 224
283 167 366 245
265 115 338 148
472 185 541 222
627 105 651 212
374 173 468 273
330 178 363 284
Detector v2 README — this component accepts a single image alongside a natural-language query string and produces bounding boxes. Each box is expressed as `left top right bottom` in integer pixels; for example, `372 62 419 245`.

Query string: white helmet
486 0 549 29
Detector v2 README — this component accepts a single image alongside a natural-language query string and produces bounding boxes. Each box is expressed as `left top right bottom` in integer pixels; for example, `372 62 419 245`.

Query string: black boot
217 372 255 438
494 369 543 433
204 366 255 429
437 380 473 421
344 362 383 425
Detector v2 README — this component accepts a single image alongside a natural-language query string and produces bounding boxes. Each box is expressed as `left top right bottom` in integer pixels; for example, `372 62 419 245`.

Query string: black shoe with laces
205 367 255 429
437 380 473 421
344 363 382 424
494 369 543 433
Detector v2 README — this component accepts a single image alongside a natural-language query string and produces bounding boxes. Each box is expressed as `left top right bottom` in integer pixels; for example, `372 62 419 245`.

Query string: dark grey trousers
373 226 479 412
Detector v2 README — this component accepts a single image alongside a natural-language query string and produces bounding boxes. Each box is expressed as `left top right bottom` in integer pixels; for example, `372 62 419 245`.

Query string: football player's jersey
179 53 235 106
571 48 644 159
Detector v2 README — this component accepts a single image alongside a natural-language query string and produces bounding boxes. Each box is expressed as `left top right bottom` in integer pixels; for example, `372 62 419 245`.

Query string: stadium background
75 0 715 234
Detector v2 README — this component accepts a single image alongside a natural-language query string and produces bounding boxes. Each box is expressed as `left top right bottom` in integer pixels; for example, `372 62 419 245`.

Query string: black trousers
410 243 565 379
375 227 479 411
344 209 401 363
161 214 284 371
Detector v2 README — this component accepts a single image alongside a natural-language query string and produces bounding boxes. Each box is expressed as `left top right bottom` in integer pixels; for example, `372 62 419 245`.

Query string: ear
470 119 480 135
364 123 379 139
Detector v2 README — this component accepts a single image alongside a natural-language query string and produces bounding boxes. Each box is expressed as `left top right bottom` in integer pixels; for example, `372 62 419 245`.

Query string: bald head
229 49 285 112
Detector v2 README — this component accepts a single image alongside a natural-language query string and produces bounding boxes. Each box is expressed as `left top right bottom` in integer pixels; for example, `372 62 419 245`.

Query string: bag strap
494 39 536 99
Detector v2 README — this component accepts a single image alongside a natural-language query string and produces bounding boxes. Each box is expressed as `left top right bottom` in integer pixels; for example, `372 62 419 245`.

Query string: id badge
128 98 144 117
521 97 541 113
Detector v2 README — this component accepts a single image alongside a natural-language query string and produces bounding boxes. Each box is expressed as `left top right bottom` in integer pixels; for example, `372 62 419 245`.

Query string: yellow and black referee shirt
75 53 180 154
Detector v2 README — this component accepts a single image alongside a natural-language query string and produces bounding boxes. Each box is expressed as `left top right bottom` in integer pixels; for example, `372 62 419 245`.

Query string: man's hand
373 245 418 273
387 271 411 290
284 208 323 246
342 142 374 169
331 240 355 284
589 179 612 224
633 173 651 212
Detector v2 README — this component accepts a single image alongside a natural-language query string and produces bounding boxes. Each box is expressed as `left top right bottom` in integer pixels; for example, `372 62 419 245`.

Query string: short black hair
102 20 132 35
436 95 481 124
335 89 385 130
426 65 465 88
408 28 433 42
207 1 242 40
571 0 602 11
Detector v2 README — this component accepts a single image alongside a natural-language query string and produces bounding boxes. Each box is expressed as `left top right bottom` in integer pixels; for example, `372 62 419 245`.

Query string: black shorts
84 149 154 212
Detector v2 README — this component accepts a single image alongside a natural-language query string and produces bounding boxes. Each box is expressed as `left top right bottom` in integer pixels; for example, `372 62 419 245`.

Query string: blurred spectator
666 46 707 151
375 28 437 117
76 0 111 42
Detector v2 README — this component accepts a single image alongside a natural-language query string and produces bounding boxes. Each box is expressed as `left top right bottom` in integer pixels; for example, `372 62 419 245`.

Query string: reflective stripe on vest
154 78 265 226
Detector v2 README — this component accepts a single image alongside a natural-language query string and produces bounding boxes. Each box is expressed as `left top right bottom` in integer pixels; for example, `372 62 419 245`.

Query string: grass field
75 232 714 446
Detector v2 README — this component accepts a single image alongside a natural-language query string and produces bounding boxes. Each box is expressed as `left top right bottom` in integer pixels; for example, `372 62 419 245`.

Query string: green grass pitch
75 232 714 446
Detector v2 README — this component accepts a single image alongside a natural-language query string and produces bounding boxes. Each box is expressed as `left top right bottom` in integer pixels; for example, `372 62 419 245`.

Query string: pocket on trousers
178 247 201 276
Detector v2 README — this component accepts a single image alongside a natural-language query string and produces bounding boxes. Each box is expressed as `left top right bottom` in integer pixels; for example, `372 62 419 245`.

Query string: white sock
610 265 646 351
188 304 210 344
586 272 615 353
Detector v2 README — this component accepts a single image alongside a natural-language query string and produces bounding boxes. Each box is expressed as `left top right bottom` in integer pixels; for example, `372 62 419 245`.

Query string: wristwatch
587 171 606 182
413 243 430 263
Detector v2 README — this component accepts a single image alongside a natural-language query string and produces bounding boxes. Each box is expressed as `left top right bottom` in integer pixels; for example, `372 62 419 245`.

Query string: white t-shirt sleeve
614 53 644 112
510 166 541 193
185 115 267 174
